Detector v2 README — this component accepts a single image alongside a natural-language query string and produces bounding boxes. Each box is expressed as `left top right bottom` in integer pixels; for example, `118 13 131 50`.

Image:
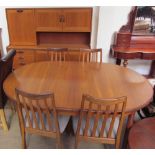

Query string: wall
97 6 152 75
0 8 9 56
0 6 152 75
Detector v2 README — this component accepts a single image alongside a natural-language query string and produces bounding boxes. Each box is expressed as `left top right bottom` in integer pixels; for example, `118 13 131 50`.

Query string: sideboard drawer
13 50 35 69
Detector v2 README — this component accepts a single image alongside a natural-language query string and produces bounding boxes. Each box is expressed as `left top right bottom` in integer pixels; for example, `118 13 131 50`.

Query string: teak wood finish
6 8 92 69
35 9 63 32
128 117 155 149
35 8 92 32
6 9 36 46
79 48 102 63
15 88 61 148
3 62 153 117
75 95 127 149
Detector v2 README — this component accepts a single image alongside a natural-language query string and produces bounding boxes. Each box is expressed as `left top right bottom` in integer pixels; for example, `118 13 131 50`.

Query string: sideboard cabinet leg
116 58 122 65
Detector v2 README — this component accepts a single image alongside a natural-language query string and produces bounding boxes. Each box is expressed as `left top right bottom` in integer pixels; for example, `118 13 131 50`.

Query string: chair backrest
76 94 127 148
0 49 16 108
79 48 102 63
15 88 60 138
47 48 68 61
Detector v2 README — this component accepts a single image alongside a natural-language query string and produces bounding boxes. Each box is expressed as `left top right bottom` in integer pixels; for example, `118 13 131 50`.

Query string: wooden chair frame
75 94 127 149
0 49 16 131
15 88 61 149
47 48 68 61
79 48 102 63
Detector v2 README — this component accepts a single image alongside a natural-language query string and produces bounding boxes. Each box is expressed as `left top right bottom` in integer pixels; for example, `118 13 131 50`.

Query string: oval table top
3 61 153 115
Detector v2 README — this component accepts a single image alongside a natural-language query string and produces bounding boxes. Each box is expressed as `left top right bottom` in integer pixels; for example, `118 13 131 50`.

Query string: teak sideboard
6 8 92 69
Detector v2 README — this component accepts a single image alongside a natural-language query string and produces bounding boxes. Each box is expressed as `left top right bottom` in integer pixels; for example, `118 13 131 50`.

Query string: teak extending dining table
3 61 153 125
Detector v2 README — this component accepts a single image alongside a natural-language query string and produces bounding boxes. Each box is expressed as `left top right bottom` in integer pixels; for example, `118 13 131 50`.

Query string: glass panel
133 6 155 35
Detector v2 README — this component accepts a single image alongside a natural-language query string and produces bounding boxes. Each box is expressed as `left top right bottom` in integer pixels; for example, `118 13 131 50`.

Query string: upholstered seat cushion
72 116 120 138
23 111 70 133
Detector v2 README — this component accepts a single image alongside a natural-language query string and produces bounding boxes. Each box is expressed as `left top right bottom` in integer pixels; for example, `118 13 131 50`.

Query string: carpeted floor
0 103 114 149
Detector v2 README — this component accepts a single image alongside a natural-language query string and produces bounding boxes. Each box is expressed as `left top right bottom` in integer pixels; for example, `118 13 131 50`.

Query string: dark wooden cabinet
6 9 36 45
6 8 92 69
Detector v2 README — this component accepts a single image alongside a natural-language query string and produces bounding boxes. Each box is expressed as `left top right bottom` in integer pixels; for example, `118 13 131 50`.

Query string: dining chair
0 49 16 131
79 48 102 63
136 79 155 119
15 88 70 148
73 94 127 149
128 117 155 149
47 48 68 61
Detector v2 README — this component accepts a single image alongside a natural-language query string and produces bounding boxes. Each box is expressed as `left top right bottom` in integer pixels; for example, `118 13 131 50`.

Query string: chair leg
0 109 8 131
21 130 26 149
10 102 16 113
75 137 79 149
56 137 62 149
115 141 120 149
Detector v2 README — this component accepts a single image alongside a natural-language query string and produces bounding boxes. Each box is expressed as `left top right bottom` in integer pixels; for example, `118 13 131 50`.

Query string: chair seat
72 116 120 138
128 117 155 149
23 111 70 133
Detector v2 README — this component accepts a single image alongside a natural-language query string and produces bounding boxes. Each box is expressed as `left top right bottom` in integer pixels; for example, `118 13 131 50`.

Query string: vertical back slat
51 52 53 61
79 48 102 63
107 104 119 138
60 52 62 61
21 96 32 128
55 52 58 61
92 104 101 137
44 98 53 131
64 52 66 61
84 102 93 136
50 96 60 134
100 105 110 138
96 52 98 62
36 100 46 130
28 98 39 129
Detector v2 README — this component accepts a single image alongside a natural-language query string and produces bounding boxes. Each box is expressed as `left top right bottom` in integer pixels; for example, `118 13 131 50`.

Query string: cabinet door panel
35 9 63 31
63 8 92 32
6 9 36 45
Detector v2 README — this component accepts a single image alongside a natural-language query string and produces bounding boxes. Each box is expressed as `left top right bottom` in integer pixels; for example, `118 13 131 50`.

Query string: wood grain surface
3 62 153 115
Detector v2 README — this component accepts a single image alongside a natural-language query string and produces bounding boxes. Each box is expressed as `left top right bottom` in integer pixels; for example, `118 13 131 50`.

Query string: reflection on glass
133 6 155 35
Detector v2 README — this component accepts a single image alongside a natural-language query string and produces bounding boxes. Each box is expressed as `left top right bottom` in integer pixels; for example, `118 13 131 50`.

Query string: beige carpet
0 103 113 149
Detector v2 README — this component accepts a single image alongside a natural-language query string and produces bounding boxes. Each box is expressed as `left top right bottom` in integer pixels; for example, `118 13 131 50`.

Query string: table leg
123 59 128 67
122 112 135 148
116 58 122 65
65 116 74 136
149 60 155 78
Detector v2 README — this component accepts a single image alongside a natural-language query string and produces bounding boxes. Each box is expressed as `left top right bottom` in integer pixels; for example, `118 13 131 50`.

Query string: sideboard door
62 8 92 32
6 9 36 46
